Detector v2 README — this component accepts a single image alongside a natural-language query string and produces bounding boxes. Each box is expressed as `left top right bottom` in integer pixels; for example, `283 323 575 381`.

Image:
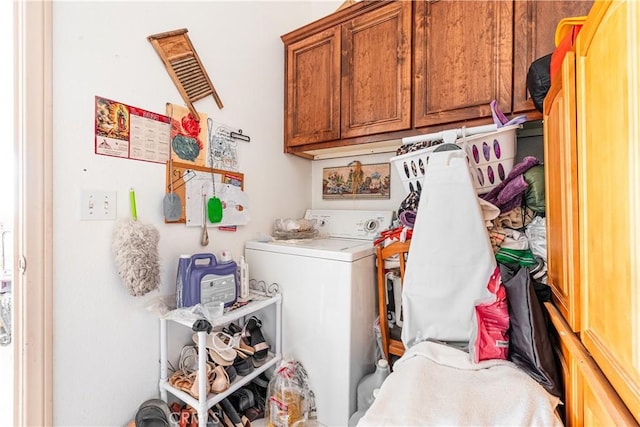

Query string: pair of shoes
243 316 269 366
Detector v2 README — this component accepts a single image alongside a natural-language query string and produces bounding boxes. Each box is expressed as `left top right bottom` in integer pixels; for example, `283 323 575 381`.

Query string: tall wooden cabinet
413 0 512 128
543 0 640 424
543 50 581 332
575 0 639 419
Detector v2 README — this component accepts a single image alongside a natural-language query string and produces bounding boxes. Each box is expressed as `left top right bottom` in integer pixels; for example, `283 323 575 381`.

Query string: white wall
52 1 340 425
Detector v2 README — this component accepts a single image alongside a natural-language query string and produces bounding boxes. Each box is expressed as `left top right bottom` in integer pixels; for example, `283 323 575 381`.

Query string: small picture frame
322 161 390 199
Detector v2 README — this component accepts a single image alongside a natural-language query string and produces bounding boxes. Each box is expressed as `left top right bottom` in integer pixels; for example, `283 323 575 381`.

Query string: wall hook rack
230 130 251 143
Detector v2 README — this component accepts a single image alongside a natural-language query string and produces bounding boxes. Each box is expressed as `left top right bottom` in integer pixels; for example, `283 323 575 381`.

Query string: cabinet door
512 0 594 114
341 1 411 139
285 27 341 147
413 0 512 128
543 51 581 332
576 0 640 421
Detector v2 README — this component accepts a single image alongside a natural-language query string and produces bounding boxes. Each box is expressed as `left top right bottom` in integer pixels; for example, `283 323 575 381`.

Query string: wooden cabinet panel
576 0 640 421
543 51 581 332
341 1 411 138
413 0 512 128
513 0 594 114
546 302 638 426
285 27 341 147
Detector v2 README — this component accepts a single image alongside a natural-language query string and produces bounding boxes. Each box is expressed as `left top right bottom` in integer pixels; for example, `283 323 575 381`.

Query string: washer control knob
364 219 378 233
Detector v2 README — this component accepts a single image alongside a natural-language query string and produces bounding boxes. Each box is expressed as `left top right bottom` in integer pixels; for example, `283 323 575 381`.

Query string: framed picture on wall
322 161 390 199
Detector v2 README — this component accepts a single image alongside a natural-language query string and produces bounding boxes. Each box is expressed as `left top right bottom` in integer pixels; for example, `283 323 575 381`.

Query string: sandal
193 333 235 366
244 316 269 366
189 363 214 399
210 364 230 394
168 370 192 394
179 345 199 375
223 326 255 356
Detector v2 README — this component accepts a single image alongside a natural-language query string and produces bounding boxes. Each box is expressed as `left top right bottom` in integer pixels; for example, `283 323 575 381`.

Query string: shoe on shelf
193 333 235 366
224 365 237 383
210 364 230 394
179 345 199 375
228 387 256 413
223 326 255 356
244 316 270 367
233 353 254 376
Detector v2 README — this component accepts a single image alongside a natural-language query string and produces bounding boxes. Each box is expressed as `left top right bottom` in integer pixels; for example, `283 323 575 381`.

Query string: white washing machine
245 209 394 427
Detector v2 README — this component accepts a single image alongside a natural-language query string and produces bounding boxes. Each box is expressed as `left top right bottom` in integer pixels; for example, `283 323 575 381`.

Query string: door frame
13 0 53 424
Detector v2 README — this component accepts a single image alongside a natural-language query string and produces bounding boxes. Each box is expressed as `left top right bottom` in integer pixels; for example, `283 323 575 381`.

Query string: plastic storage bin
391 124 520 195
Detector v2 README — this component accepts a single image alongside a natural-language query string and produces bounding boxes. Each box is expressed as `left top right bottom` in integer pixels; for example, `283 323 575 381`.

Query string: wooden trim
13 0 53 424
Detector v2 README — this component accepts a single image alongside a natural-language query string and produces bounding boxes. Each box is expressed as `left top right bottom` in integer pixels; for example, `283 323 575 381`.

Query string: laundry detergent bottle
356 359 390 413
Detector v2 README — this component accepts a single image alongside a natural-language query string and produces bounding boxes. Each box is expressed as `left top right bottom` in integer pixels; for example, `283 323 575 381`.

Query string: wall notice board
166 161 246 226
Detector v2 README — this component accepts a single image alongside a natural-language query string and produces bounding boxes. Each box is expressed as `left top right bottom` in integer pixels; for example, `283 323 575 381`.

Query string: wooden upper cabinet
512 0 594 115
576 0 639 421
413 0 513 128
341 1 412 139
285 27 341 147
543 50 581 332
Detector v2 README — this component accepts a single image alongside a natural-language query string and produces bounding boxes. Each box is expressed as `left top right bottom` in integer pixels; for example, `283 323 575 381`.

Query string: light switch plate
80 190 117 220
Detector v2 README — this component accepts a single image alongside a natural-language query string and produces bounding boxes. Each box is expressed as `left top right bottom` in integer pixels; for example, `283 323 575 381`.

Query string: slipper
244 316 269 366
210 364 230 394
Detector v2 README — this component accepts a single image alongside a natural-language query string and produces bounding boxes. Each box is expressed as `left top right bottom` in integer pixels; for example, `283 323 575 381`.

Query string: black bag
500 264 562 398
134 398 172 427
526 54 552 113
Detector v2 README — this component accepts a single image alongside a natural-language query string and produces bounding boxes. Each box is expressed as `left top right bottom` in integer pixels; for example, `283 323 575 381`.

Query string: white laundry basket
391 124 520 195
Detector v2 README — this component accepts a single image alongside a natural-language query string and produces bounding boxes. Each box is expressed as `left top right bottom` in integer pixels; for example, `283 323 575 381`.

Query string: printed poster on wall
95 96 171 163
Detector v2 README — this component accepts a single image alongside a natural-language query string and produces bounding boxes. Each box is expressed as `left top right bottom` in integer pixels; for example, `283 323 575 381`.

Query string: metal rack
159 293 282 427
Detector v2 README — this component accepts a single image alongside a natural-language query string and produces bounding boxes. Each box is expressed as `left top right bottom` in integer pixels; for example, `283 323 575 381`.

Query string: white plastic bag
525 216 547 261
401 150 496 346
265 358 314 427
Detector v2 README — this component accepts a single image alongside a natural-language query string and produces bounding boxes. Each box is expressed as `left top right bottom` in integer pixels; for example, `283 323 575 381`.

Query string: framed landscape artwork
322 161 390 199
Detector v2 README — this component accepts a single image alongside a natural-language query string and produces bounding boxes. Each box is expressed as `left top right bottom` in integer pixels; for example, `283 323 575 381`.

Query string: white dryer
244 209 393 427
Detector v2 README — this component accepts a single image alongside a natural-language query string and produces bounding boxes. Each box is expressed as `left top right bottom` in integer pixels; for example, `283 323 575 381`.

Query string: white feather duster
112 190 160 296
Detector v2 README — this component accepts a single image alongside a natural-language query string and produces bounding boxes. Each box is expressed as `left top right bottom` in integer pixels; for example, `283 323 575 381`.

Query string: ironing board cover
401 150 496 347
